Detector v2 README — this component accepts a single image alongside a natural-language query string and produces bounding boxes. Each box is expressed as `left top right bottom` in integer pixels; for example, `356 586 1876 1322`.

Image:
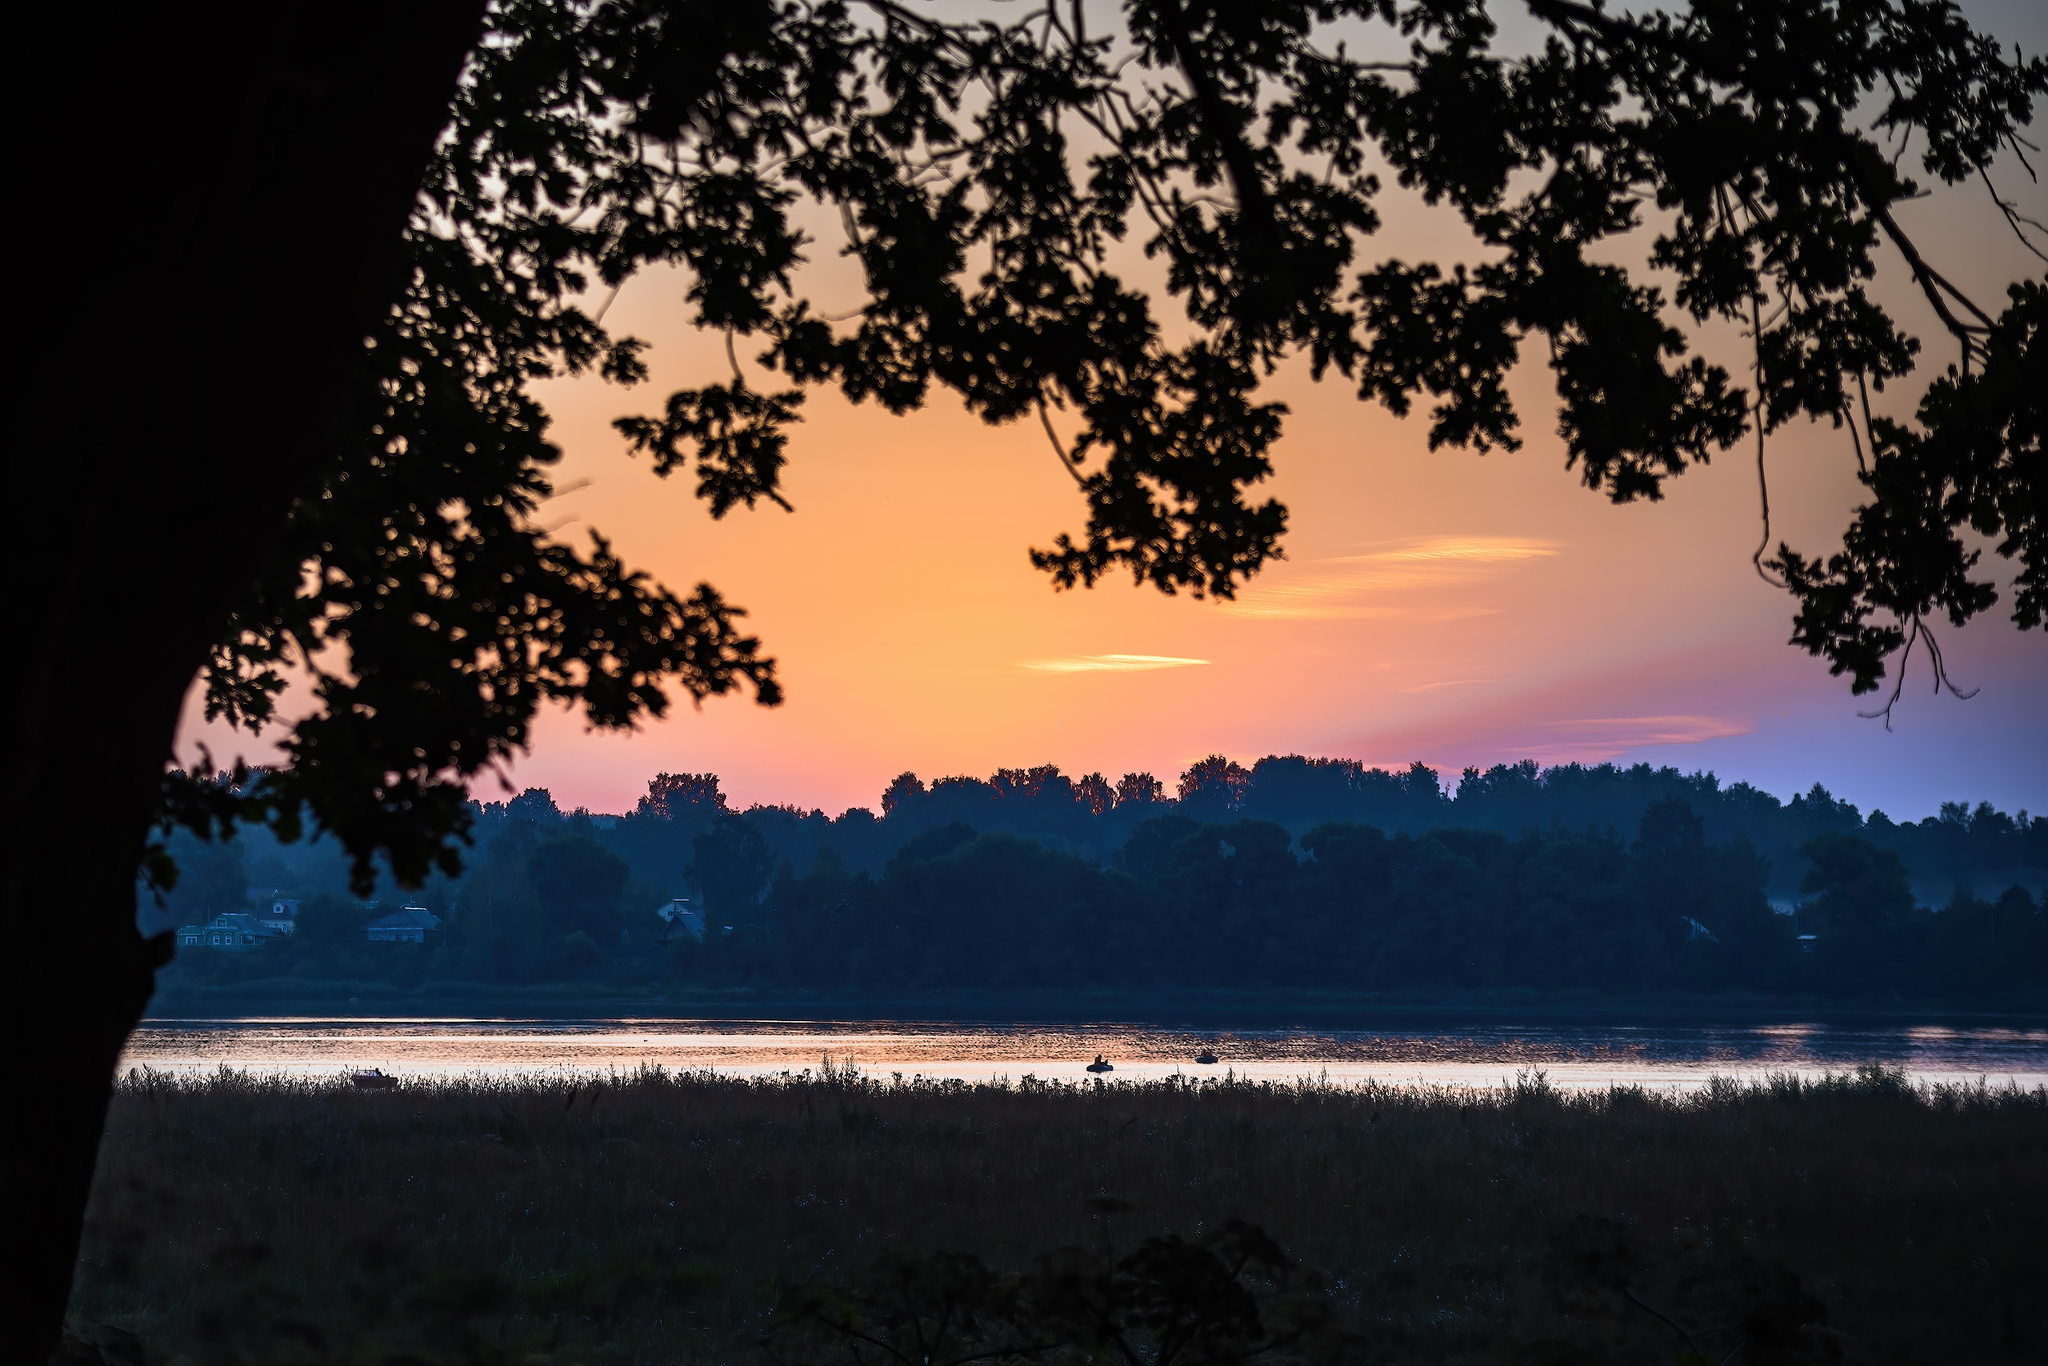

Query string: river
120 1015 2048 1090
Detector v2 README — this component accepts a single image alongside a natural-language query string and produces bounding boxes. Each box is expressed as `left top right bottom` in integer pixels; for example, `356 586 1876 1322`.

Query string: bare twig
1751 293 1785 587
1858 616 1919 730
1626 1287 1706 1359
1842 400 1869 475
1855 369 1876 474
1979 166 2048 262
725 329 746 386
1038 396 1089 488
1872 203 1996 356
2006 130 2040 181
1857 613 1980 729
538 477 594 503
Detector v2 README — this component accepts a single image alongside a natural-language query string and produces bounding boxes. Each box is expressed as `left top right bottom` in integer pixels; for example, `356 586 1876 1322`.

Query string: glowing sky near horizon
177 0 2047 824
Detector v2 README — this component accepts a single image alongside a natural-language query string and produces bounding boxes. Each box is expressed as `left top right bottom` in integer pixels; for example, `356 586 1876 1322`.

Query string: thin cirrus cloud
1021 653 1211 673
1525 714 1755 754
1220 535 1563 619
1346 708 1757 774
1399 678 1503 693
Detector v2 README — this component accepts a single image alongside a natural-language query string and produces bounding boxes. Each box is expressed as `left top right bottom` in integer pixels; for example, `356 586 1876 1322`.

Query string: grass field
66 1063 2046 1364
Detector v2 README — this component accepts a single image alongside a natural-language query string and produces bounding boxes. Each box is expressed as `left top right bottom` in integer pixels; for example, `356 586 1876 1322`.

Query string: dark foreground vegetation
68 1065 2045 1364
155 762 2047 1008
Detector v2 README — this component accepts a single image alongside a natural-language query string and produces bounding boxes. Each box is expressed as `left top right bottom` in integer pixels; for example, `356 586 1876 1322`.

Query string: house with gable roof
364 905 442 943
256 898 303 935
654 897 705 943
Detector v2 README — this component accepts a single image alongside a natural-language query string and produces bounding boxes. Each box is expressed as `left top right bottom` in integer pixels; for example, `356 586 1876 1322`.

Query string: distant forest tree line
153 758 2045 1003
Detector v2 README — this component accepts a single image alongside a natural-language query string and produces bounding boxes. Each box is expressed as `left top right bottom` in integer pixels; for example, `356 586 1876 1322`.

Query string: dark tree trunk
8 5 485 1356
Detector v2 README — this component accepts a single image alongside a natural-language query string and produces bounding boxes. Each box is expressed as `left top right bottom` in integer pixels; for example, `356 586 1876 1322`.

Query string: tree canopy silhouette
11 0 2043 1351
185 0 2043 896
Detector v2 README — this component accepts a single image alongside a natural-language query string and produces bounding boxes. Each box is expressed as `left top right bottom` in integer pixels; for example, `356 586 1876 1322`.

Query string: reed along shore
69 1065 2045 1364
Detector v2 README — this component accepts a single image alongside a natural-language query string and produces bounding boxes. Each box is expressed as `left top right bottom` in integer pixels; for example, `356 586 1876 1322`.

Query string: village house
176 912 283 952
364 905 442 943
256 898 303 935
654 897 705 944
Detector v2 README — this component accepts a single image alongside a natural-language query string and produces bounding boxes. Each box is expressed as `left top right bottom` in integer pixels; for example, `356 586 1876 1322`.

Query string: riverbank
69 1065 2046 1363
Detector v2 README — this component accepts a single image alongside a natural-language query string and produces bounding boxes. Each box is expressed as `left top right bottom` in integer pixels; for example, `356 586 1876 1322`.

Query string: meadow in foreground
66 1062 2045 1364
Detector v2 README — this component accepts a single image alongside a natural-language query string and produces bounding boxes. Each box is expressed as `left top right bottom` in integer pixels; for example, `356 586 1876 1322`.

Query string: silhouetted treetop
637 771 729 819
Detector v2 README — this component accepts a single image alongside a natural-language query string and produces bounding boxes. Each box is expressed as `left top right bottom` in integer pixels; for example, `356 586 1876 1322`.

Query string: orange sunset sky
182 1 2046 822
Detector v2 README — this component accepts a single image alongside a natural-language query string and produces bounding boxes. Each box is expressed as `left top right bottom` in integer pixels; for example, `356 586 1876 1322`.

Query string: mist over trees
156 757 2045 1003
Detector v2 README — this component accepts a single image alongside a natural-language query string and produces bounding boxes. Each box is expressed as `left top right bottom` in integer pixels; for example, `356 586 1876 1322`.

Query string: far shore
140 982 2048 1027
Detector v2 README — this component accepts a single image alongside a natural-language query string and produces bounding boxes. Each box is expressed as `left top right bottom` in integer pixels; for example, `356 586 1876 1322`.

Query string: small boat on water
351 1068 397 1090
1085 1055 1114 1074
1194 1050 1219 1065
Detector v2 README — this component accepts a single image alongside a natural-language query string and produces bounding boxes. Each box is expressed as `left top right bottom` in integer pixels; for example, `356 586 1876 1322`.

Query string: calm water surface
123 1017 2048 1090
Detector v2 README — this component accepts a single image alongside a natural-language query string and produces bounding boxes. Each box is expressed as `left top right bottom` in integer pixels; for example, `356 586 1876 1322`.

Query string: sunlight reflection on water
119 1017 2048 1090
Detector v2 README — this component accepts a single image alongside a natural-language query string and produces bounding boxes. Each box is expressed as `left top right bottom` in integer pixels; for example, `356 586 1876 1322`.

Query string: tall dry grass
68 1062 2046 1364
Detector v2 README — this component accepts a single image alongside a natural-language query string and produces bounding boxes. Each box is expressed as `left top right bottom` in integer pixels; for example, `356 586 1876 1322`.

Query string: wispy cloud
1484 715 1753 761
1221 536 1562 618
1399 678 1501 693
1344 536 1562 565
1215 580 1411 620
1543 715 1753 747
1022 653 1211 673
